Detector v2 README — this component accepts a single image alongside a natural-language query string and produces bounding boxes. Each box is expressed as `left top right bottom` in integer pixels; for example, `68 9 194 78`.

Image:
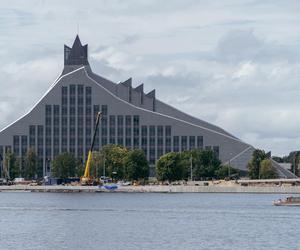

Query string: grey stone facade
0 35 257 177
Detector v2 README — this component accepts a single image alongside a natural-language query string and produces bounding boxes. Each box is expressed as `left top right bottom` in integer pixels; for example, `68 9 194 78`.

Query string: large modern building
0 35 290 178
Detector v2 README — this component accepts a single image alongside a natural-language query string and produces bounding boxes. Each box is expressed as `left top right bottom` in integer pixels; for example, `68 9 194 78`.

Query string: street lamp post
190 155 193 181
228 159 231 180
103 156 106 177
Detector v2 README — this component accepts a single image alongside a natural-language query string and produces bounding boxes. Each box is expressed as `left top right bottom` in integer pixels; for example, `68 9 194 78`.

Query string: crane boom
82 112 102 184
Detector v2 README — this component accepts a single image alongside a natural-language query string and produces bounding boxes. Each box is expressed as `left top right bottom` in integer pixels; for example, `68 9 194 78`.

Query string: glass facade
189 136 195 150
101 105 108 146
3 83 214 177
197 136 203 149
85 86 92 156
125 115 132 148
149 126 156 164
173 136 179 152
133 115 139 149
165 126 171 153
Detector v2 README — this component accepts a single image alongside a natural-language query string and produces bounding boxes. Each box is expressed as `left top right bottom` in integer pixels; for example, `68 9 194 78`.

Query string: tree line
1 148 42 179
1 146 280 181
51 144 149 181
247 149 278 179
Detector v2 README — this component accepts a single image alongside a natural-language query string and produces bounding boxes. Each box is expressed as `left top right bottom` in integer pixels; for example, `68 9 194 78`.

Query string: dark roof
64 35 89 66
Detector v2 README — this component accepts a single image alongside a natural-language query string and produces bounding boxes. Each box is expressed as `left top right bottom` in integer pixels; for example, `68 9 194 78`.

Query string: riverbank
1 183 300 193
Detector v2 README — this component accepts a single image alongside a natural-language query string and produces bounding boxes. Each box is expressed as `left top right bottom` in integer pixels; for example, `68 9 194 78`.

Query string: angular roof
64 35 89 66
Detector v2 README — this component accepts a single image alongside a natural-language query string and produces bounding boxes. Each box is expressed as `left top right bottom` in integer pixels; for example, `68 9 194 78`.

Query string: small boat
273 196 300 206
102 184 118 191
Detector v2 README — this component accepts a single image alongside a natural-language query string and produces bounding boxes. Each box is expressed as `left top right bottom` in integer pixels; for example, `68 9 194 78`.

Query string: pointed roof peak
73 34 82 47
64 35 89 66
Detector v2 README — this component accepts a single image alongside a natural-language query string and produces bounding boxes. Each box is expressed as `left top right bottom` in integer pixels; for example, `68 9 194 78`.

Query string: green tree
248 149 267 179
90 151 103 178
23 148 37 179
192 150 221 180
156 152 184 182
215 165 239 179
178 150 194 180
100 144 128 180
52 152 76 178
260 159 278 179
4 151 20 179
124 149 149 181
74 159 85 177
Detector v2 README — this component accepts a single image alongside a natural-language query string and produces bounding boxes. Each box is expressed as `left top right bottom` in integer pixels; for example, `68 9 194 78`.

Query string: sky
0 0 300 156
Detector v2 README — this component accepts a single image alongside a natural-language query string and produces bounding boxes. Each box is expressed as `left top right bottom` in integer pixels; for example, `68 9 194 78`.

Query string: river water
0 192 299 250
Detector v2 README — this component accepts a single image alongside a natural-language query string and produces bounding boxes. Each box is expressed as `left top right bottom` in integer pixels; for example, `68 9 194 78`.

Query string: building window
126 115 131 126
54 117 59 127
78 107 83 116
101 105 107 116
109 127 115 137
46 117 51 126
13 135 20 155
70 85 76 95
70 117 75 126
117 137 123 146
157 126 163 137
118 115 123 126
62 117 68 126
70 96 75 106
78 96 83 105
109 115 116 126
45 105 51 116
213 146 220 159
197 136 203 149
165 138 171 153
150 148 155 164
86 117 92 126
157 137 163 147
62 106 67 115
125 138 131 148
102 127 107 136
165 126 171 137
77 84 84 95
54 105 59 116
86 96 91 105
142 138 147 147
142 126 147 137
86 106 92 115
117 127 123 137
181 136 187 151
62 86 68 95
102 137 107 146
189 136 195 150
86 86 92 95
70 107 76 116
149 126 155 137
173 136 179 152
133 115 139 126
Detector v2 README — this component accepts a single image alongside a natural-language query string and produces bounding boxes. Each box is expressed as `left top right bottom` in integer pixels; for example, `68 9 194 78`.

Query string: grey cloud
1 1 300 157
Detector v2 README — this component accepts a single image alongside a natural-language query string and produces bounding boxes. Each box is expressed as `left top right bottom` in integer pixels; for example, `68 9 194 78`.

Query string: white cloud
1 1 300 157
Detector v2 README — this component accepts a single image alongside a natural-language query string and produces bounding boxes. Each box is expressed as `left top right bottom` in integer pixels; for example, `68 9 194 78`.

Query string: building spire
64 35 89 66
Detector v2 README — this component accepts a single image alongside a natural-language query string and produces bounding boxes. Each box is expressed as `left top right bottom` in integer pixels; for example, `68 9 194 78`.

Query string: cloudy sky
0 0 300 156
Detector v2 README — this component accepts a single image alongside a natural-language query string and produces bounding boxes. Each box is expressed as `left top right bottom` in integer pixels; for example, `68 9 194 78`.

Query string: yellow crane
81 111 102 185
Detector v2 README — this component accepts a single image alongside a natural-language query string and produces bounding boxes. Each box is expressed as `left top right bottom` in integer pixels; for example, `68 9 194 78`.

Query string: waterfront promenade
1 182 300 194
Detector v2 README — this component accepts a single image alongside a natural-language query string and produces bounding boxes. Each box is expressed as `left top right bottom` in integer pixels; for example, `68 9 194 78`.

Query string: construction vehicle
81 111 102 185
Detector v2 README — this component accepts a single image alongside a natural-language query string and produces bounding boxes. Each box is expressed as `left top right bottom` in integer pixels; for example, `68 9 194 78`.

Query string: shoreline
1 184 300 194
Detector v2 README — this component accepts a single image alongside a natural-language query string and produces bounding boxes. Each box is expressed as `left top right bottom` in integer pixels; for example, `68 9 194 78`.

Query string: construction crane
81 111 102 185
